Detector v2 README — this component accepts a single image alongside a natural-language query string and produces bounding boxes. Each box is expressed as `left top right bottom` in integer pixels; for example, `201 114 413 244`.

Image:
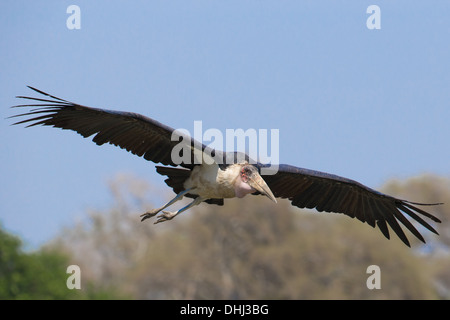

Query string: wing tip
401 200 443 224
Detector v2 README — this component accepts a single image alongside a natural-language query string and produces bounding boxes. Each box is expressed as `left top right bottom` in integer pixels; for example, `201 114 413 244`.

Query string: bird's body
10 86 442 247
185 163 241 199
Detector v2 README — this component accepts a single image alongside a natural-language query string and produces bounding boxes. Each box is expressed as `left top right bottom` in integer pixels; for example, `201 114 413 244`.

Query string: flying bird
10 86 442 247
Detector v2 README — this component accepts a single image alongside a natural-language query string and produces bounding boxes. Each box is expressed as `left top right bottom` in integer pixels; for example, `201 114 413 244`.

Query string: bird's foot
140 209 160 222
154 211 177 224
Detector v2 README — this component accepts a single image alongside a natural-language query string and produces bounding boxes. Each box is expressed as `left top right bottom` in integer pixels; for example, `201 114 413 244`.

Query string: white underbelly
183 164 240 199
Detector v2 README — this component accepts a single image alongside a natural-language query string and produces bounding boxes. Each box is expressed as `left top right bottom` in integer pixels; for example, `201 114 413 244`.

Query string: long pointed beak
247 173 277 204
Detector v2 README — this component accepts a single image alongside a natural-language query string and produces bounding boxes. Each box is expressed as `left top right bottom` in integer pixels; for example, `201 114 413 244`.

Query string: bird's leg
154 196 205 224
140 188 193 222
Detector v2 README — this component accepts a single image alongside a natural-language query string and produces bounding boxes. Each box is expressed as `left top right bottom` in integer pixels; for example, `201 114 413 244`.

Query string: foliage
0 224 126 299
0 225 75 299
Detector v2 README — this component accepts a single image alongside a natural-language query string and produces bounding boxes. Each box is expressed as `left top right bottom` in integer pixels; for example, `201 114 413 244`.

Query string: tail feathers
155 166 190 195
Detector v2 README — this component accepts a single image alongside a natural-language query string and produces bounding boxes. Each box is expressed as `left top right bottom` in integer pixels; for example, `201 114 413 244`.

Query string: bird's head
238 164 277 203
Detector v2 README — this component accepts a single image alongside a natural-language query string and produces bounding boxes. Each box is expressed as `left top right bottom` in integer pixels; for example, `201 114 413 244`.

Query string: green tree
0 225 76 299
0 224 125 299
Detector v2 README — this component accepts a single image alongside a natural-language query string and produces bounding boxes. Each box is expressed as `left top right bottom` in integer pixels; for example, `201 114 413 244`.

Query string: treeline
0 224 126 299
2 174 449 299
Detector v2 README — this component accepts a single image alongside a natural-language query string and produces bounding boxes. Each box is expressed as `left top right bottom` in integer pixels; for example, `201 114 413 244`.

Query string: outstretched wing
262 164 442 247
10 86 209 169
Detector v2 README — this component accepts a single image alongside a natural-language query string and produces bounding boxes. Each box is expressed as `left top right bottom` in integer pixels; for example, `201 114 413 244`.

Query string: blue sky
1 1 449 249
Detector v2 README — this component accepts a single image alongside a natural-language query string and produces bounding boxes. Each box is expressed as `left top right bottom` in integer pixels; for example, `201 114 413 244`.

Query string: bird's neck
234 174 256 198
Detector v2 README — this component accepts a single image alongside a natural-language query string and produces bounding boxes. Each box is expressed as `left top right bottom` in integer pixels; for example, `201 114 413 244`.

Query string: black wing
10 86 210 169
262 164 442 247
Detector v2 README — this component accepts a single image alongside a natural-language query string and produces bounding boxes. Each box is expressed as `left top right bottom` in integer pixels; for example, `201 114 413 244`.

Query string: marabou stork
10 86 442 247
